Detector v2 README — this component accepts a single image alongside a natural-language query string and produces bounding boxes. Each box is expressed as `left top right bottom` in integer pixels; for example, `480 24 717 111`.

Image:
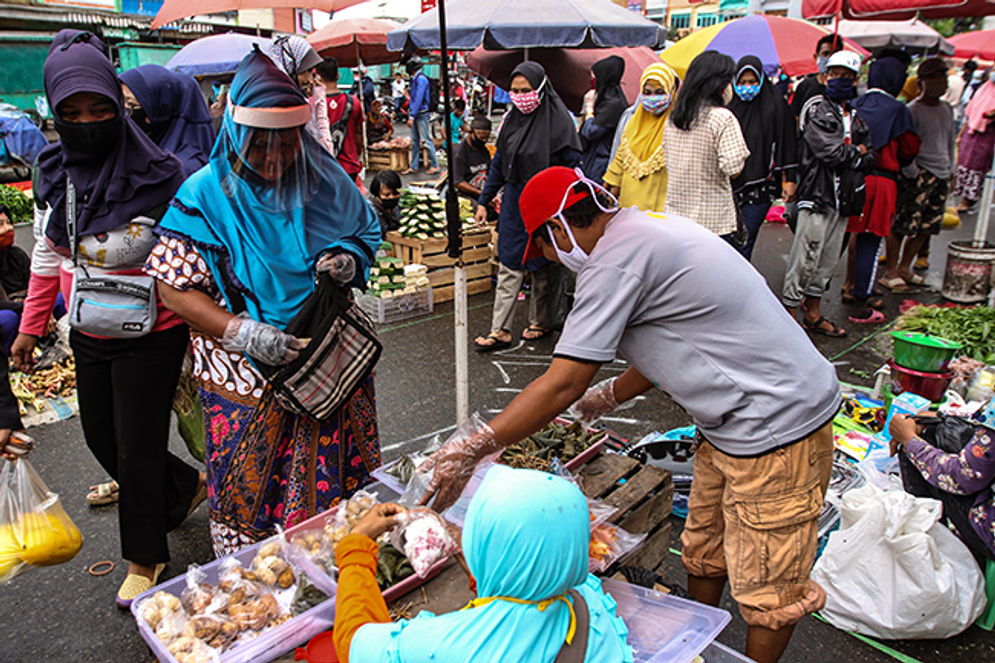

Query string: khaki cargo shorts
681 423 834 630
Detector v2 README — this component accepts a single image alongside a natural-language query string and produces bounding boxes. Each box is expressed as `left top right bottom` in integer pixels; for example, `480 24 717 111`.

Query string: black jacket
797 95 876 215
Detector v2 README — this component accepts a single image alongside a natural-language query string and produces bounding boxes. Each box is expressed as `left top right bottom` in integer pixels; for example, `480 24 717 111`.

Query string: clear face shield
219 100 324 213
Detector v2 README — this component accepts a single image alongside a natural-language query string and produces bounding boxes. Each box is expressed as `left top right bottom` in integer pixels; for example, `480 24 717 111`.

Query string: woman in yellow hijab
603 62 679 211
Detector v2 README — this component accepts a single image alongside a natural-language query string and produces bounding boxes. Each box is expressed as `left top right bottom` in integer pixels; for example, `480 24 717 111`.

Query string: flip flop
803 316 846 338
474 332 511 353
399 168 416 175
86 480 119 506
904 273 925 286
522 325 552 341
878 276 913 293
848 308 886 324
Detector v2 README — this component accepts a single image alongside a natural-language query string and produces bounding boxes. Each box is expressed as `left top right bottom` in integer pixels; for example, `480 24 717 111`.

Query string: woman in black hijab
579 55 628 183
473 61 581 351
727 55 798 261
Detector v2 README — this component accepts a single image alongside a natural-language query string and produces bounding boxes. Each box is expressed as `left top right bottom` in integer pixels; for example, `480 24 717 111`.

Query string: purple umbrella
166 33 272 77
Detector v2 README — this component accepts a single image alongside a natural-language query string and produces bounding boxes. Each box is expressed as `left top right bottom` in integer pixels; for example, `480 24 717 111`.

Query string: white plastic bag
811 483 986 639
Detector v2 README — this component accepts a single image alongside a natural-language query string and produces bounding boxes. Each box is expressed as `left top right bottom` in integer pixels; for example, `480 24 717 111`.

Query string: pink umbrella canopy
467 46 661 114
307 17 402 67
151 0 366 30
803 0 995 20
950 29 995 64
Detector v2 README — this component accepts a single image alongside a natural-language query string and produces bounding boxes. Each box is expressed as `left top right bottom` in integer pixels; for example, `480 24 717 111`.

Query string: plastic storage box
699 641 754 662
131 536 334 663
602 578 731 663
358 288 433 324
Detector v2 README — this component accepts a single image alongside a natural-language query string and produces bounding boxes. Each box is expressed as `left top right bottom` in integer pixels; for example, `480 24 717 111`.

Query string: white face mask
549 169 619 273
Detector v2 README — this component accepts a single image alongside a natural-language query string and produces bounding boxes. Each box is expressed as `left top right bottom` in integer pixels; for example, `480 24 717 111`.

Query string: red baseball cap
519 166 592 265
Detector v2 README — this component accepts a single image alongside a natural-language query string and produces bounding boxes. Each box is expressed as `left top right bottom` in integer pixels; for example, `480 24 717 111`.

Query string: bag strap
554 589 590 663
65 175 78 268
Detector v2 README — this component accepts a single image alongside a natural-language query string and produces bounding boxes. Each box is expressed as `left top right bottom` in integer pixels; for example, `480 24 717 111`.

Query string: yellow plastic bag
0 458 82 582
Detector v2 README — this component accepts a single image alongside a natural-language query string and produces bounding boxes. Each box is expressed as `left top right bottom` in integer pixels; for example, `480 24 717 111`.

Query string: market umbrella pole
357 43 369 176
436 0 469 426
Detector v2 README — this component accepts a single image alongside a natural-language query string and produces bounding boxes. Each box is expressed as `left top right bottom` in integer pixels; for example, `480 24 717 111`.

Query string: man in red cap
421 166 841 663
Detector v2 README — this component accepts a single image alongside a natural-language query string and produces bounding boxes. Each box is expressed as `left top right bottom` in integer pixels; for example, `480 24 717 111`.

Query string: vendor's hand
782 181 797 203
418 424 501 513
222 313 303 366
352 503 406 540
1 431 32 461
10 333 37 374
858 144 868 155
407 118 414 128
888 413 920 454
316 252 357 284
474 205 488 229
568 377 619 425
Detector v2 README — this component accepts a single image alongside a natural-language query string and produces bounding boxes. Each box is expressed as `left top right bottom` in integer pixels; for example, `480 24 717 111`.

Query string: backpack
329 93 354 158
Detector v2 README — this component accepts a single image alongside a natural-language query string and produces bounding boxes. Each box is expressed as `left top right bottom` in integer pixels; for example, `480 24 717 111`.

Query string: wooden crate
576 451 674 577
367 148 409 172
384 228 495 303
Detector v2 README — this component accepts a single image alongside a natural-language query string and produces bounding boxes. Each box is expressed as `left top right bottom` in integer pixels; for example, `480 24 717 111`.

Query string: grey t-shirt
905 99 956 180
555 207 841 456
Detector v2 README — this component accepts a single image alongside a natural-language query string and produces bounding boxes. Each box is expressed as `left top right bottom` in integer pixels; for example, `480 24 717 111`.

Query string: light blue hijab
351 466 633 663
158 49 380 328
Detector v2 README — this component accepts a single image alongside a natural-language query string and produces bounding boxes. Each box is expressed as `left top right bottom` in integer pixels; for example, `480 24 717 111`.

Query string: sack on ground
811 483 986 639
0 458 82 582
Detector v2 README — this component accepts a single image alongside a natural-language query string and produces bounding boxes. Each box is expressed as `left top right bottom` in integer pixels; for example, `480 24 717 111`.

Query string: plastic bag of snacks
588 523 645 573
0 455 82 582
389 508 459 577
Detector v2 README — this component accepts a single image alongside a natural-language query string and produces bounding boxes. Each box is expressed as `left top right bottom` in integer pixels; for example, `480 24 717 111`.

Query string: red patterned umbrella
949 29 995 64
307 17 402 67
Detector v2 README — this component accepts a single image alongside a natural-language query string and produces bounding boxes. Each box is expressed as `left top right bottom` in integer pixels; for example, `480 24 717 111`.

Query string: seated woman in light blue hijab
334 465 633 663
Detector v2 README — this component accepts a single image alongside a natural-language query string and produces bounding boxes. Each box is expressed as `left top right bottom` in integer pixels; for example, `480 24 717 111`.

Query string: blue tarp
387 0 663 51
0 115 47 167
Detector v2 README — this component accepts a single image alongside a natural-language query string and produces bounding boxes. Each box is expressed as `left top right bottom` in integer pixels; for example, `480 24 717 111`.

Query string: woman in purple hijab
120 64 216 177
10 29 204 609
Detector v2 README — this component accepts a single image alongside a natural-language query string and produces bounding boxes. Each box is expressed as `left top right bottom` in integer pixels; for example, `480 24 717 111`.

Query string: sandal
400 168 416 175
116 563 165 609
474 331 511 353
86 480 119 507
803 316 846 338
903 273 925 286
848 308 886 324
878 276 913 293
868 297 885 310
914 257 929 271
522 325 552 341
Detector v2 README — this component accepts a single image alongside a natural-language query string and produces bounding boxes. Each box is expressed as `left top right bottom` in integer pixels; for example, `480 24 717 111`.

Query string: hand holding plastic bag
1 456 82 583
567 377 633 428
417 413 502 513
222 312 303 366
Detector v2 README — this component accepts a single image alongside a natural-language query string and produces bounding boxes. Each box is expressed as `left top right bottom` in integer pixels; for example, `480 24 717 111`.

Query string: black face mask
380 196 400 209
468 135 485 149
129 107 150 132
54 116 121 159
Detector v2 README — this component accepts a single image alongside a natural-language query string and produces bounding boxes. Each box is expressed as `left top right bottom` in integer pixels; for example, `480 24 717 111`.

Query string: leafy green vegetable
895 305 995 362
0 185 32 225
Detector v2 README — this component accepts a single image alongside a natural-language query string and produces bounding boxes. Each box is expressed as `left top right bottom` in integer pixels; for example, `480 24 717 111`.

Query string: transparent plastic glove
567 377 620 426
418 420 501 513
222 312 303 366
315 252 356 284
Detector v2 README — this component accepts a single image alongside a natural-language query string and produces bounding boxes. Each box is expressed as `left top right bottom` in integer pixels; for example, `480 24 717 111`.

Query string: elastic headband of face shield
228 97 311 129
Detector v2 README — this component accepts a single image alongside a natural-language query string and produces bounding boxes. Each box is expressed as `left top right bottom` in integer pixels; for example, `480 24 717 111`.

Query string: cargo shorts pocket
731 489 823 593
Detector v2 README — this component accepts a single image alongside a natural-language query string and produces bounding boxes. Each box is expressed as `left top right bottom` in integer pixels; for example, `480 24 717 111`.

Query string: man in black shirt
453 115 498 221
791 34 844 120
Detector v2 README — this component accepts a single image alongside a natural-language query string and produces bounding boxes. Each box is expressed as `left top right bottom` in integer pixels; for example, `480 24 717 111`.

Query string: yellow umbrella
660 15 868 80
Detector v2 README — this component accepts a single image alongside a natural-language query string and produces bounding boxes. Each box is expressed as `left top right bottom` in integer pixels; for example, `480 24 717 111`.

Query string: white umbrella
836 19 954 55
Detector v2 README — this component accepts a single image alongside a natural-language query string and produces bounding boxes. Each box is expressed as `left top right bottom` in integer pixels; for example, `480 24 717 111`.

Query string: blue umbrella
386 0 662 52
166 33 271 76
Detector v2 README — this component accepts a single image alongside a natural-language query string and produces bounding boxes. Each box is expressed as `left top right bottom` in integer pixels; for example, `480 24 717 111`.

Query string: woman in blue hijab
144 48 382 556
120 64 216 177
334 465 633 663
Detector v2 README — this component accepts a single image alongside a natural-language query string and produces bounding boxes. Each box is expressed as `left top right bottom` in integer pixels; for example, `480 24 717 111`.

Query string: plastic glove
222 313 303 366
417 422 501 513
315 252 357 284
568 377 620 425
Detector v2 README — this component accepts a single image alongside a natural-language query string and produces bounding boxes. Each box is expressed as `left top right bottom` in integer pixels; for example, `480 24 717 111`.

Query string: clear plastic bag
588 523 645 573
389 507 459 577
0 457 82 583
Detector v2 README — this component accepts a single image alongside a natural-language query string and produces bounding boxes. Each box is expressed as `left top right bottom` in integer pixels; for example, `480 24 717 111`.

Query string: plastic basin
889 360 954 402
891 331 961 373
